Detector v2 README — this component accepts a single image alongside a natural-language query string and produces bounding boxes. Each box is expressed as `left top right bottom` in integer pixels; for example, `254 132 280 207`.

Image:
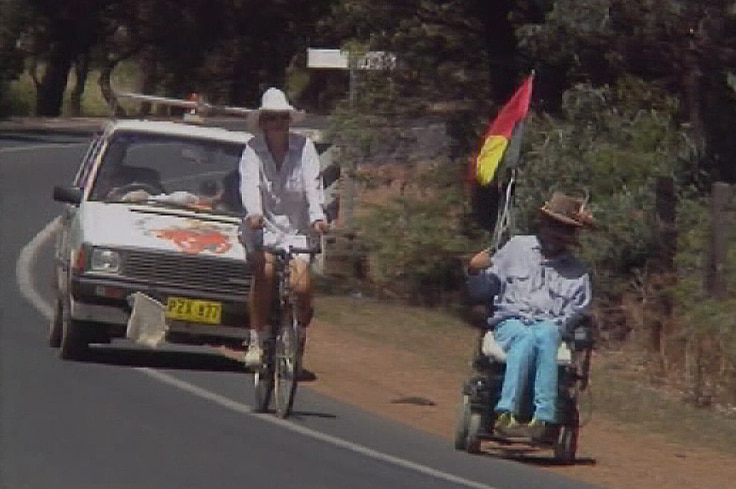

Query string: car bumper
69 275 249 341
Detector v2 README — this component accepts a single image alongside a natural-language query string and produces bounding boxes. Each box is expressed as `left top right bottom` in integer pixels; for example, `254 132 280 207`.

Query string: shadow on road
474 445 597 467
254 409 338 420
78 344 247 372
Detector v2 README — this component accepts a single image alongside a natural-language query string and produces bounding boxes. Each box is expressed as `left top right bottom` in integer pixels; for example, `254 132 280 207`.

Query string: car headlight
90 248 121 273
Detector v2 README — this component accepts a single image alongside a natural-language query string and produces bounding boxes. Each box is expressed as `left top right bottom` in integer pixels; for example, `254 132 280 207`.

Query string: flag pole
479 71 535 252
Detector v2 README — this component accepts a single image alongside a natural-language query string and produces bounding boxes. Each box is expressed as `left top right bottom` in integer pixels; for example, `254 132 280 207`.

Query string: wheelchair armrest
561 313 595 351
572 325 594 351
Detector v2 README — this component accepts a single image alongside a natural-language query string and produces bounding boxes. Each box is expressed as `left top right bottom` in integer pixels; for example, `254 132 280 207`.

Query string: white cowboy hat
246 87 305 132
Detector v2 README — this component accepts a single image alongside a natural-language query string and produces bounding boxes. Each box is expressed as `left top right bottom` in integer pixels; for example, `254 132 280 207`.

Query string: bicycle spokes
274 318 300 418
253 362 273 413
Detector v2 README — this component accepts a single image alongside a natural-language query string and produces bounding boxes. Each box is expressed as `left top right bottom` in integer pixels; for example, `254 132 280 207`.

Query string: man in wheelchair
462 192 594 454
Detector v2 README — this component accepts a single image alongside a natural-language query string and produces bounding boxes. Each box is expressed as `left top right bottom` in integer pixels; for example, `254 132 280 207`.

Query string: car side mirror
53 185 83 205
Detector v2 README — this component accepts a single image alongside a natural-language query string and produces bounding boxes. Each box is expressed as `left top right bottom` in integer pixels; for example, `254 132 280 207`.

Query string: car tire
59 296 89 360
48 297 63 348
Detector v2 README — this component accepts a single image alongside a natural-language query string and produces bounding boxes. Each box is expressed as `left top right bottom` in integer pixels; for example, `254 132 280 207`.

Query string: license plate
165 297 222 325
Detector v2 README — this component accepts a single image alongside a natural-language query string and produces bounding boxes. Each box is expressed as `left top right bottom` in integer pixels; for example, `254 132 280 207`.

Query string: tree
0 0 26 115
515 0 736 183
17 0 107 115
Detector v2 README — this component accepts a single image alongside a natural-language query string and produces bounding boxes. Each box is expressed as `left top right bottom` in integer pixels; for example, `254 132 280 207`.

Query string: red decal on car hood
149 221 233 254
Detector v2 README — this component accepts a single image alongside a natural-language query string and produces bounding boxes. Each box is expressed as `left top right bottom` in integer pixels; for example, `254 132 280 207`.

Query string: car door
54 133 104 291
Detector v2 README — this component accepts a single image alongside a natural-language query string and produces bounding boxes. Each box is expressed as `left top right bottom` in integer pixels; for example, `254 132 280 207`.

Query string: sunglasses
260 113 290 122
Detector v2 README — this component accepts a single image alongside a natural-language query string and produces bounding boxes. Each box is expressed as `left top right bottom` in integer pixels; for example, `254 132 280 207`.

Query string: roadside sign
307 48 396 71
306 47 396 231
356 51 397 70
307 48 349 69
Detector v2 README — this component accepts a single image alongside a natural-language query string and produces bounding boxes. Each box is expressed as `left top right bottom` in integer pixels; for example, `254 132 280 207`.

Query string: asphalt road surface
0 129 601 489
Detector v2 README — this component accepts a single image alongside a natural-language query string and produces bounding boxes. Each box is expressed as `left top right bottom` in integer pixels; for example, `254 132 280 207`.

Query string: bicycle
251 238 322 418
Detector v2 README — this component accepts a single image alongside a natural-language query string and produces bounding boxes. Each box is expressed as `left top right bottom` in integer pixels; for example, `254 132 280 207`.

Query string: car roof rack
113 91 255 124
111 91 326 143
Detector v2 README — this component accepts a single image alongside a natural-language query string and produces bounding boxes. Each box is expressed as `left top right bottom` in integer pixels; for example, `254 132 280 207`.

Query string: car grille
122 249 251 296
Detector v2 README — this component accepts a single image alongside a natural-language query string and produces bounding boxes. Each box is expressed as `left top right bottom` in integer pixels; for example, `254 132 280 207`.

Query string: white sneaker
244 343 263 367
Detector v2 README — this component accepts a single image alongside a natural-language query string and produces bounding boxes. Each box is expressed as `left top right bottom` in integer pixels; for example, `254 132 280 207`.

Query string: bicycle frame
252 238 322 418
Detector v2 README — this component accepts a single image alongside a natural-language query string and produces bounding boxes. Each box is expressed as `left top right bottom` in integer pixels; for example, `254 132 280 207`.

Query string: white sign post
307 48 397 229
307 48 396 105
307 48 396 71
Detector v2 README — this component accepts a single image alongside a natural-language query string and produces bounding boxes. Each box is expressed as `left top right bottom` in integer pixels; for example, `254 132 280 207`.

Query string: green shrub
6 73 35 116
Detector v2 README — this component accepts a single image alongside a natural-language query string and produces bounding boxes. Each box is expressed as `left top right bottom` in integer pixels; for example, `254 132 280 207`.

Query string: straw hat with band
539 192 595 228
246 87 305 133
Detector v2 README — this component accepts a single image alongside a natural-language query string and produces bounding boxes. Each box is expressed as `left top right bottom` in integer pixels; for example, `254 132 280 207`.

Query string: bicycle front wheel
253 341 274 413
274 309 300 418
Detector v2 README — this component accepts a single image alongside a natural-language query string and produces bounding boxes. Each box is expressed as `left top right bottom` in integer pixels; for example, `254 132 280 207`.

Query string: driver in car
94 164 164 201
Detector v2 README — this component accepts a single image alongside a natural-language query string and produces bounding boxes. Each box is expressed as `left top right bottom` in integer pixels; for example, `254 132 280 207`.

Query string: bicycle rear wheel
274 309 300 418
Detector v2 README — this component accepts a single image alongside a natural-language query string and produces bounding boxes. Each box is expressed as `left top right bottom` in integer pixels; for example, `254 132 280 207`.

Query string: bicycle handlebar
239 220 324 257
257 241 322 258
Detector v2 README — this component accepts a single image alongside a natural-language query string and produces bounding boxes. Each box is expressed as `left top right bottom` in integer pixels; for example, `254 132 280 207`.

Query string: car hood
79 202 245 260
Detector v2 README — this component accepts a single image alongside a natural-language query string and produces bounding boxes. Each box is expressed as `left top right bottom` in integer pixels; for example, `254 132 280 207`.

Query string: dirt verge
303 314 736 489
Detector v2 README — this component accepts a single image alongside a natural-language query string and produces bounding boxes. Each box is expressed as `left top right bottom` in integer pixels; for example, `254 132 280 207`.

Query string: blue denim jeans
493 318 561 423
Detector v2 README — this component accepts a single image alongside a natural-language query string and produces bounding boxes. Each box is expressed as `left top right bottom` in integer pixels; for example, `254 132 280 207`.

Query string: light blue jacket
467 235 591 330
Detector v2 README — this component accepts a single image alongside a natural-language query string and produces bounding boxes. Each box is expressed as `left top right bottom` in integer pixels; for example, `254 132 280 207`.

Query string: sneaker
244 343 263 367
495 414 529 438
527 417 556 443
494 412 521 434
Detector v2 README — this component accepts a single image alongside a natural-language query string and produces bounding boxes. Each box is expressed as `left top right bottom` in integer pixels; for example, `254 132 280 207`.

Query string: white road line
16 220 500 489
140 367 496 489
16 217 61 320
0 142 86 154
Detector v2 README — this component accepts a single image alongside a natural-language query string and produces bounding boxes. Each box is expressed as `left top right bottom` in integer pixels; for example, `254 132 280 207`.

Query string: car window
88 130 246 215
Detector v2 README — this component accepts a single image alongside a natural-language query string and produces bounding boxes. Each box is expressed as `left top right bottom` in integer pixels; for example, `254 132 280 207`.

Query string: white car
50 119 255 359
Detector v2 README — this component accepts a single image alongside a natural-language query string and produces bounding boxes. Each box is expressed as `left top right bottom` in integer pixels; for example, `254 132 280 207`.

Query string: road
0 129 600 489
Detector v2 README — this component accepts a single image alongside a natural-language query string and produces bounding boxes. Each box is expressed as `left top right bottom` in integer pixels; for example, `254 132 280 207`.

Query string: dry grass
315 295 479 372
314 293 736 456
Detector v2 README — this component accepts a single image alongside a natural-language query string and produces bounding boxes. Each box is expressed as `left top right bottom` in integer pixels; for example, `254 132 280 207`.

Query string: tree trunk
138 48 159 116
98 60 126 117
704 182 731 299
642 178 678 377
36 49 74 116
70 54 90 117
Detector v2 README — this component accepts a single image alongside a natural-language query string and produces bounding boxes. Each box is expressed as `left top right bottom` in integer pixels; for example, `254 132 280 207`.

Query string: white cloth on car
126 292 168 348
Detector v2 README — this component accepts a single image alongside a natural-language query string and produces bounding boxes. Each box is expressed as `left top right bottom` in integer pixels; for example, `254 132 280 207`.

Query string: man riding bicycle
239 87 328 367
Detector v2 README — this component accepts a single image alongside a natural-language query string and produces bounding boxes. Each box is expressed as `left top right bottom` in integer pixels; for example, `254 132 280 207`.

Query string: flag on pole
472 74 534 187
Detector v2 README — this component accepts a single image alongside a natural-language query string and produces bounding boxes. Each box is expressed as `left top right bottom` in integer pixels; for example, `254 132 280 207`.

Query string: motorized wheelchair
454 307 594 464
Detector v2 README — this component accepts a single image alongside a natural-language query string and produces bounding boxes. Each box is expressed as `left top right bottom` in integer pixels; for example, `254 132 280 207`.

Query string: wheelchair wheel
465 412 483 454
554 408 579 464
454 394 471 450
273 310 300 418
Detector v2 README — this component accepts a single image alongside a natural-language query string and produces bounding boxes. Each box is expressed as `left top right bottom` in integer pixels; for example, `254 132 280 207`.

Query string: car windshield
88 130 246 216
